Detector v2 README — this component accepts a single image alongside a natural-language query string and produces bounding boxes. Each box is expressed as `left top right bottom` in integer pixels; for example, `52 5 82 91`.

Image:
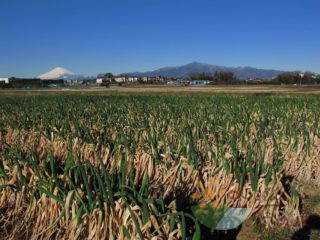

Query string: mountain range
39 63 293 80
123 62 285 80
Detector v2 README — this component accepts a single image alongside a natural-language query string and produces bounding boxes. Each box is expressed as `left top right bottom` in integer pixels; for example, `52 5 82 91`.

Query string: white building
127 77 138 82
96 78 104 84
114 76 126 83
0 77 9 84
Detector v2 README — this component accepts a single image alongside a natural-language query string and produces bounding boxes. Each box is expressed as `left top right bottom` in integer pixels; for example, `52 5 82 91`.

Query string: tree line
188 71 320 85
188 71 240 84
271 72 320 85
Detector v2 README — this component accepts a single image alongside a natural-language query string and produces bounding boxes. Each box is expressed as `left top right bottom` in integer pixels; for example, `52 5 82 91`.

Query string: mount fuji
38 67 85 80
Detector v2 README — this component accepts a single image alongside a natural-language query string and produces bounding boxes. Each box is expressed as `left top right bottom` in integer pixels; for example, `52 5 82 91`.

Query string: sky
0 0 319 77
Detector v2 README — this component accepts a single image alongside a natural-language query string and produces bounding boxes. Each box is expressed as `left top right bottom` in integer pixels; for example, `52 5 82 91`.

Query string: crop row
0 94 319 239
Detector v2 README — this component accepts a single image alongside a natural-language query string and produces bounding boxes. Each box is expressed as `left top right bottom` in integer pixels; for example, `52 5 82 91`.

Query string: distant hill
123 62 285 80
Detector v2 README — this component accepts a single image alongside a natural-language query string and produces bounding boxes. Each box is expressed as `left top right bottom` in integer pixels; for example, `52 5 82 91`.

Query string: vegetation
271 72 320 85
188 71 320 85
0 94 319 239
189 71 239 84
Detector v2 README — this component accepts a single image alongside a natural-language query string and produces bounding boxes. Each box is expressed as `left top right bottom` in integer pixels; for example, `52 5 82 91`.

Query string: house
0 77 9 88
96 78 104 84
142 77 149 82
127 77 138 82
152 76 166 83
177 79 190 86
0 77 9 84
95 76 113 84
191 80 211 86
167 81 180 86
114 76 126 83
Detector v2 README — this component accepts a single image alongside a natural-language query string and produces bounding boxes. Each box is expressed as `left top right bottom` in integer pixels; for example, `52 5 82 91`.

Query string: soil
235 182 320 240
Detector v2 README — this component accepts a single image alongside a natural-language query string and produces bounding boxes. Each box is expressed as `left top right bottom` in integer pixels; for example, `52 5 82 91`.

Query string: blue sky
0 0 319 77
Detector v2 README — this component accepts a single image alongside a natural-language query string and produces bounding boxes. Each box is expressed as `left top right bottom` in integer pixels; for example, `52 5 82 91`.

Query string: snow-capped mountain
38 67 84 80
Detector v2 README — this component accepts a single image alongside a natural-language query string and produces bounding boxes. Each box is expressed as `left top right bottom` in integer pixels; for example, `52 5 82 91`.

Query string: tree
302 72 315 84
189 72 214 81
275 72 301 84
213 71 238 84
274 71 320 85
137 77 144 84
97 72 114 79
104 73 114 78
188 71 239 84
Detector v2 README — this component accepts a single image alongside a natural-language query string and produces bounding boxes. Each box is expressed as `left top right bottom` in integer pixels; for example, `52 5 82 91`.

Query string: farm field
0 93 320 239
1 84 320 96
